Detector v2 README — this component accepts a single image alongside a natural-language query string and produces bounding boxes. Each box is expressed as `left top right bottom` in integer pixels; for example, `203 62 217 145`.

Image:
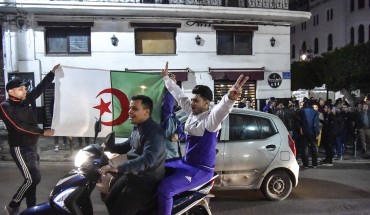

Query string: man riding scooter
99 95 167 215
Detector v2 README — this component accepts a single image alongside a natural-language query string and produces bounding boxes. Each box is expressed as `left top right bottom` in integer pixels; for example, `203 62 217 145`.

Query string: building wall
10 17 292 101
291 0 370 61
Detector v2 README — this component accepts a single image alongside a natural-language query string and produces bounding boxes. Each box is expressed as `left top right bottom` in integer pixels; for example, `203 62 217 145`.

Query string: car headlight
53 187 77 211
74 150 94 168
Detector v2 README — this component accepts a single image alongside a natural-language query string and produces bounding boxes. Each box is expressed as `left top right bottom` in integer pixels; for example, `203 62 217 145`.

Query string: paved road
1 161 370 215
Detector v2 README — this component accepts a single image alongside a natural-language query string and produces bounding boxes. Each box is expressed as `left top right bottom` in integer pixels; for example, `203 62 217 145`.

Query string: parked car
177 108 299 201
98 108 299 201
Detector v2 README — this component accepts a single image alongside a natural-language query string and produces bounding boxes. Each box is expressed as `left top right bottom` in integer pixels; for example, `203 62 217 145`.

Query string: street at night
1 161 370 215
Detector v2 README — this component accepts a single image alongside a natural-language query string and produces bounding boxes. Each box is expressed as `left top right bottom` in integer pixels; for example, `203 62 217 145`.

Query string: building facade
291 0 370 61
0 0 309 127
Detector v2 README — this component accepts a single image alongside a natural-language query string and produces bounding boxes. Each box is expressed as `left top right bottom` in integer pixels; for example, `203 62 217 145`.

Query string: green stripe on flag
111 71 165 137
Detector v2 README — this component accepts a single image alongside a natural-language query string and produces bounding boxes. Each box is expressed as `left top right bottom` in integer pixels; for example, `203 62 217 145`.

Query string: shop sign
268 73 282 88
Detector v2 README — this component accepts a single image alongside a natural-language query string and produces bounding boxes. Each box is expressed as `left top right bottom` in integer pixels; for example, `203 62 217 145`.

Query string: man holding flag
1 64 59 215
157 62 249 215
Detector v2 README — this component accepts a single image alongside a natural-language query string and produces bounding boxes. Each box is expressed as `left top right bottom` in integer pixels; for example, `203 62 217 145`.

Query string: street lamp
300 49 313 61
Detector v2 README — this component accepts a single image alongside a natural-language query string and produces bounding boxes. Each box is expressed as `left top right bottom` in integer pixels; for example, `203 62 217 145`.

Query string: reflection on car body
177 108 299 201
102 108 299 201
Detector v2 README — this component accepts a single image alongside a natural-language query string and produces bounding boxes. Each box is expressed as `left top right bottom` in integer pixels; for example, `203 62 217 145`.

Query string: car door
220 113 281 187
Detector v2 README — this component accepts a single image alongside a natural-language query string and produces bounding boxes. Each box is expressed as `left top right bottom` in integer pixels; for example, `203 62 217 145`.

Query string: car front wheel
261 170 292 201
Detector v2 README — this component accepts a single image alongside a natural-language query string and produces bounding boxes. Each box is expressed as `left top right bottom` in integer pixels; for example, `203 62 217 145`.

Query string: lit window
135 29 176 55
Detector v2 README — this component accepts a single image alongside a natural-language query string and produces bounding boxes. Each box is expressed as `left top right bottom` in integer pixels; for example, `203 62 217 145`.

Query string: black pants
301 133 318 167
9 145 41 208
105 173 158 215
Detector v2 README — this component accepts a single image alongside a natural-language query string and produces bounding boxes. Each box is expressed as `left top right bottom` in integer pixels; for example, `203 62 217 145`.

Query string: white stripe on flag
52 66 113 137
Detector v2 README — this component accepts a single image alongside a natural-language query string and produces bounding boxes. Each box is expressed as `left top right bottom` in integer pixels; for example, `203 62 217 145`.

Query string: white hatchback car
177 108 299 201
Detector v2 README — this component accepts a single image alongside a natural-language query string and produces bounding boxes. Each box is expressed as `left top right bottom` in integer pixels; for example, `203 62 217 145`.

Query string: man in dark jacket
298 101 320 168
0 64 59 215
99 95 166 215
356 103 370 154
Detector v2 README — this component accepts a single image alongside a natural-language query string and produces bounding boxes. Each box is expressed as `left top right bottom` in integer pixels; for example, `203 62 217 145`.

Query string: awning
125 68 189 81
209 68 265 81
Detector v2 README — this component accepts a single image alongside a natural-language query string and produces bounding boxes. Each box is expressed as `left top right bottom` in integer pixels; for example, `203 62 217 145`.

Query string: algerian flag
51 66 165 138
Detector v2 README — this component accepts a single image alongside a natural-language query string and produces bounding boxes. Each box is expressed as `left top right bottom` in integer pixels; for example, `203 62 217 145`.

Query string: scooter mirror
94 117 102 144
103 132 115 151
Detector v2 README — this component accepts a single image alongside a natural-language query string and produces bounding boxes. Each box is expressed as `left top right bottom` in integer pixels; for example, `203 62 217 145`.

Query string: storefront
210 68 264 110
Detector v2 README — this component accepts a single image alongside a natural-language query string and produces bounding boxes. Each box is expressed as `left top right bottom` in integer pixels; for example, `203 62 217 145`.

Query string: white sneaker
54 146 59 152
4 205 19 215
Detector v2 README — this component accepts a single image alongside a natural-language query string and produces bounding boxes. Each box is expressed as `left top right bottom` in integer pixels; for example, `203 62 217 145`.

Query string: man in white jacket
157 62 248 215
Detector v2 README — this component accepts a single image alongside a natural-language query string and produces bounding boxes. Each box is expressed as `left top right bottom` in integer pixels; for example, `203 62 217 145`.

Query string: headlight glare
74 150 94 167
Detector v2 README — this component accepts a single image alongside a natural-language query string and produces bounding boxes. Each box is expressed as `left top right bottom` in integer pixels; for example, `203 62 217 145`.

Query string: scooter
20 119 217 215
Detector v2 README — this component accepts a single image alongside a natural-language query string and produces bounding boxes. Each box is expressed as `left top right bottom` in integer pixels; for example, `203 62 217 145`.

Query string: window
327 10 329 21
330 9 333 20
351 0 355 11
350 27 355 45
328 34 333 51
302 41 307 52
301 22 306 30
316 14 319 25
135 29 176 55
291 26 295 34
291 44 296 58
45 27 91 55
326 9 333 21
314 38 319 54
229 114 276 141
358 0 365 9
358 25 365 43
313 14 319 26
217 31 253 55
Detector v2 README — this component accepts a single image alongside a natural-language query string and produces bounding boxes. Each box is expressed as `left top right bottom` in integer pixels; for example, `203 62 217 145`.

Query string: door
220 113 280 187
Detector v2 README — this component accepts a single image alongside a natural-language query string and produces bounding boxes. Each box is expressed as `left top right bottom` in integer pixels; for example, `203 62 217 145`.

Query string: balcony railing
44 0 289 9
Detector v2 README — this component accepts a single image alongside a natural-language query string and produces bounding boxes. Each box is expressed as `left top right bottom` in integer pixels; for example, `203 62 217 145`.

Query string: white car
177 108 299 201
98 108 299 201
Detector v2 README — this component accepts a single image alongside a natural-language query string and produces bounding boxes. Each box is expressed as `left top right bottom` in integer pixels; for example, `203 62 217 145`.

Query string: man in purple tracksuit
158 62 248 215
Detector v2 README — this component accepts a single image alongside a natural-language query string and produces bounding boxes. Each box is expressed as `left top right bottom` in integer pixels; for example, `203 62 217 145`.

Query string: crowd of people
260 95 370 168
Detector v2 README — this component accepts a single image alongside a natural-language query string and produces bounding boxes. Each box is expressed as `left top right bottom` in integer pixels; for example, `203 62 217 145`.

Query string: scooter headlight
74 150 94 168
53 187 77 211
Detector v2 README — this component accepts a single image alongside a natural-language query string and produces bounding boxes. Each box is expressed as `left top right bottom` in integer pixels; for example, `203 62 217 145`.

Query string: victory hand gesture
228 75 249 101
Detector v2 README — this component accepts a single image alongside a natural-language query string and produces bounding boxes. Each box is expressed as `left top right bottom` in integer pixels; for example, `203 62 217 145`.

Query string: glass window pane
135 31 176 54
234 33 252 55
48 37 67 53
69 36 89 53
259 118 276 138
217 32 233 55
229 114 260 140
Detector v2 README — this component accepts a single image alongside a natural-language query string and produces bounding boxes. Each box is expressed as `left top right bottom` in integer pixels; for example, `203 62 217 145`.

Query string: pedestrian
275 100 299 137
0 64 60 215
99 95 167 215
321 104 336 166
77 137 90 148
355 103 370 154
161 78 186 159
341 103 355 153
157 62 248 215
298 100 320 168
238 98 246 108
